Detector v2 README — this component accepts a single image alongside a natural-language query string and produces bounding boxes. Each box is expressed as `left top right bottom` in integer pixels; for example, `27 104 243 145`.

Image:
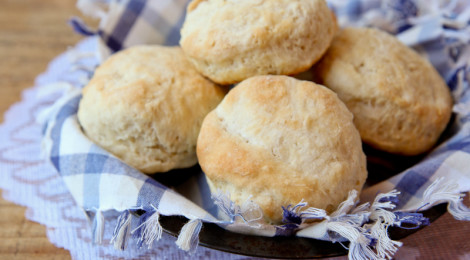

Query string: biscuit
312 27 453 155
197 75 367 224
78 45 226 174
180 0 337 85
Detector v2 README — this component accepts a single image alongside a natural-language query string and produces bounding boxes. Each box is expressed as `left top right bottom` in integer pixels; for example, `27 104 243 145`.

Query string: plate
152 140 451 258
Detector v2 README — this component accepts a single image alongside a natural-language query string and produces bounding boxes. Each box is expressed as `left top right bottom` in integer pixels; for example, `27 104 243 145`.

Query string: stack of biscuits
77 0 452 224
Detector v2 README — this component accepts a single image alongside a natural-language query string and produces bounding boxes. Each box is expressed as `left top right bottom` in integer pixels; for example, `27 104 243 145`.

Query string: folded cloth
43 0 470 259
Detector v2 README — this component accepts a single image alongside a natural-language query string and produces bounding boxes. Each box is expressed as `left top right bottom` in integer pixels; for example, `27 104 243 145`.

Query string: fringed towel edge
175 219 203 253
85 178 469 259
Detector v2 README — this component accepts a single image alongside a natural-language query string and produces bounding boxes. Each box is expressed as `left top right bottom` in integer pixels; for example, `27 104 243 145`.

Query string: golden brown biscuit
312 27 453 155
197 75 367 224
78 45 226 174
180 0 337 85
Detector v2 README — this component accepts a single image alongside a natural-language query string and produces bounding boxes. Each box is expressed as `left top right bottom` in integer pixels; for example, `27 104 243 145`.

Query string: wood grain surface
0 0 95 259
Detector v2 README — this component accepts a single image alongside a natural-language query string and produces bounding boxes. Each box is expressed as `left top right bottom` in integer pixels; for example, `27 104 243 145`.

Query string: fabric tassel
371 207 399 226
277 201 308 233
131 208 163 249
351 202 371 214
369 190 400 225
175 219 203 253
331 190 360 217
326 221 368 245
332 190 371 227
326 221 379 260
281 201 307 225
394 211 429 229
212 192 262 223
239 198 263 223
421 177 470 220
68 17 98 36
370 190 408 227
299 207 329 220
348 240 380 260
368 221 403 259
110 211 132 250
212 191 242 221
293 187 439 260
422 177 460 205
92 210 105 244
371 190 400 211
448 200 470 221
282 200 328 221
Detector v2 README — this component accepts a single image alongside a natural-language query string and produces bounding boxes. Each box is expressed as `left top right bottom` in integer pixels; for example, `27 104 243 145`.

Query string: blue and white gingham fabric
43 0 470 258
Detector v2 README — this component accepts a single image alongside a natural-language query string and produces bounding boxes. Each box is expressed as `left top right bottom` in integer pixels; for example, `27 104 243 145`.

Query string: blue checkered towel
42 0 470 259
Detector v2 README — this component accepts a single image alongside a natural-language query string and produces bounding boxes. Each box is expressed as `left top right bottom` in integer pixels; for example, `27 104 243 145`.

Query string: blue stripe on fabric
98 30 121 53
196 171 218 216
415 154 449 178
84 153 108 173
447 66 467 90
390 0 418 19
394 170 429 208
57 154 88 175
104 0 147 52
50 96 81 161
421 40 450 77
83 145 111 174
445 141 470 153
56 152 146 181
101 154 149 181
164 1 189 45
51 156 60 171
61 139 148 178
136 178 167 208
139 7 172 40
342 0 362 19
394 150 452 208
461 117 470 124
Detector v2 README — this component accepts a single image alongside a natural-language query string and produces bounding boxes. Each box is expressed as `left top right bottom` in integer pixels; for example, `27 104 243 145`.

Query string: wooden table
0 1 95 259
1 1 470 260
